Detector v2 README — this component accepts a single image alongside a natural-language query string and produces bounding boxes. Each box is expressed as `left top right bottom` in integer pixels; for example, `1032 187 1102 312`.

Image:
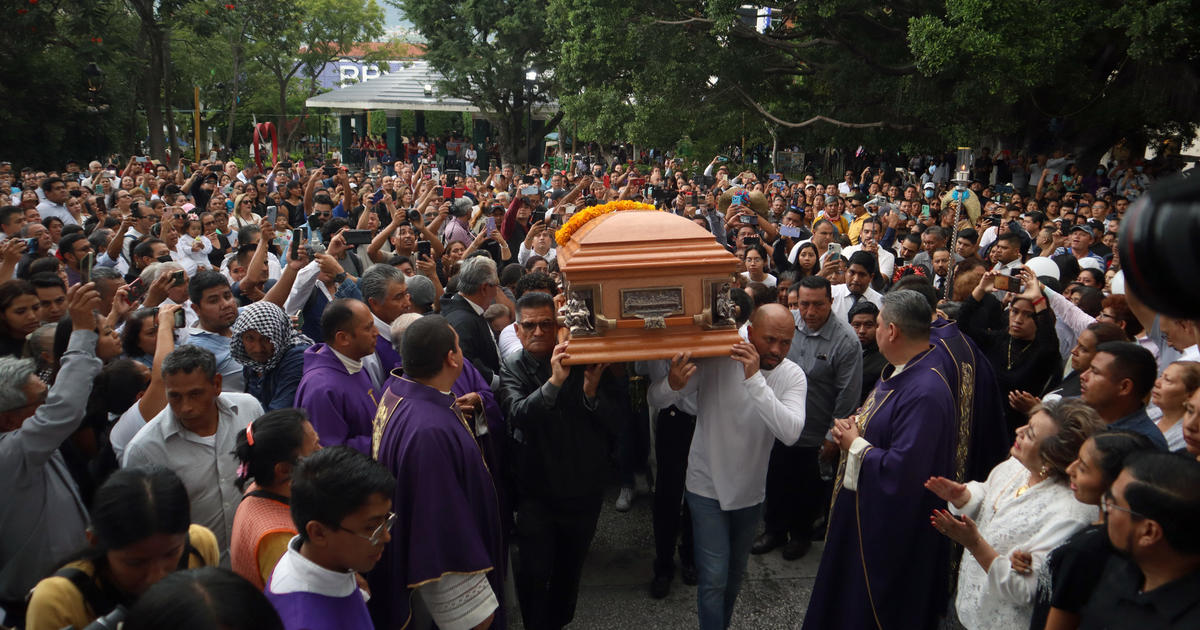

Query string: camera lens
1117 173 1200 318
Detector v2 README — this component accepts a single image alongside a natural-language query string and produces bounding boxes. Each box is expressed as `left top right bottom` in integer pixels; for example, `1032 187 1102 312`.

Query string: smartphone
322 165 338 177
743 235 760 248
173 310 187 329
266 205 278 224
520 185 539 196
290 229 303 260
416 240 432 259
826 242 842 260
717 156 729 163
25 237 37 254
485 217 496 233
343 229 373 246
135 156 149 163
548 214 563 229
81 252 95 284
127 277 146 303
994 273 1023 293
171 270 186 286
779 225 803 239
629 177 646 190
738 214 759 225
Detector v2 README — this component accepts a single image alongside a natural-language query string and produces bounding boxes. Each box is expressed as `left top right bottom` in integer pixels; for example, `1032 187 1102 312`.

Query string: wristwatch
333 272 348 283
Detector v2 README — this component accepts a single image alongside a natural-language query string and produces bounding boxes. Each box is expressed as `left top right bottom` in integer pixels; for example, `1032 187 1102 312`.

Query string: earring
1040 464 1048 478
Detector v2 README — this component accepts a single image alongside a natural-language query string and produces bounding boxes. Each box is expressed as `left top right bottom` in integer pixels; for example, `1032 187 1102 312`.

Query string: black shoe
680 561 698 586
781 538 812 561
650 574 671 599
750 532 786 555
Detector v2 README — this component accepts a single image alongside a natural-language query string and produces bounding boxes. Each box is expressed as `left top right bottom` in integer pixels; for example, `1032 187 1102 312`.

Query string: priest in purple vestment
294 299 380 454
804 290 958 630
367 315 505 630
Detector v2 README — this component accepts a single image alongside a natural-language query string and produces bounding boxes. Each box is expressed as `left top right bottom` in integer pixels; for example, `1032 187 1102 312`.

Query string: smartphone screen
417 240 432 259
81 252 95 284
485 217 496 233
173 310 187 329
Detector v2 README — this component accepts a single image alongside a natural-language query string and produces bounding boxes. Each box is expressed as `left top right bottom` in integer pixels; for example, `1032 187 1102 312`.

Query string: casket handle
594 314 616 330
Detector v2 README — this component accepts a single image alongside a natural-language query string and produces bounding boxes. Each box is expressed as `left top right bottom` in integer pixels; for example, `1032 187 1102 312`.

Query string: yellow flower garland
554 200 659 247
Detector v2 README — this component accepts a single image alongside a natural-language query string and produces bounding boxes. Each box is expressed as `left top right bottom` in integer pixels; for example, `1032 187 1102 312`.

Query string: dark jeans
514 494 603 630
763 443 829 540
617 377 651 486
653 406 696 577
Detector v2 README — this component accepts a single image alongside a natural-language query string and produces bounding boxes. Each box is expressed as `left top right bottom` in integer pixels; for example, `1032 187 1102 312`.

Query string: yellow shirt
25 524 219 630
847 212 870 245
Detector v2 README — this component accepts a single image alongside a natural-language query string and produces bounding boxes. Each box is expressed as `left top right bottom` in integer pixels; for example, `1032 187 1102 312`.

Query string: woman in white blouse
925 399 1105 630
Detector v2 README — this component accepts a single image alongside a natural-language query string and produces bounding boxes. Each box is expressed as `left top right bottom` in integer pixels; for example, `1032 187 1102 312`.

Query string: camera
1117 173 1200 318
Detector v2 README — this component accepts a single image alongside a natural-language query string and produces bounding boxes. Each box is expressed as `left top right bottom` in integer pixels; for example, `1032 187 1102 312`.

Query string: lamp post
83 62 108 159
525 69 537 167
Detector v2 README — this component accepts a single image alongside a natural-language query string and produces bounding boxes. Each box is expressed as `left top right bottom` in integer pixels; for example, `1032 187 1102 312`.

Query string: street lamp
524 69 538 166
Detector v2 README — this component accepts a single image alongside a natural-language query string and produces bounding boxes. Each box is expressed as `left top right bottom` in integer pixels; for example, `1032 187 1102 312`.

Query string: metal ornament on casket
555 205 743 365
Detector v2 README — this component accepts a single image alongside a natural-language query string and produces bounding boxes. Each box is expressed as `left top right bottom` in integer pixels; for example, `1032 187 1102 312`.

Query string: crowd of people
0 145 1197 630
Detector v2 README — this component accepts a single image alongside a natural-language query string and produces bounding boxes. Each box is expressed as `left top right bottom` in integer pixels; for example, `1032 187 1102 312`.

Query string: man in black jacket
499 292 620 630
441 256 501 386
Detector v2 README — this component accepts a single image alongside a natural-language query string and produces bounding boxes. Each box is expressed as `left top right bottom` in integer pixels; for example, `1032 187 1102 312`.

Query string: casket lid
558 210 735 273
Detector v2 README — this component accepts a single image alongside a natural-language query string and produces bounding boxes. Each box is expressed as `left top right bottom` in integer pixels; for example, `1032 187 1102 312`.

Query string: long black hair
233 408 310 493
124 567 283 630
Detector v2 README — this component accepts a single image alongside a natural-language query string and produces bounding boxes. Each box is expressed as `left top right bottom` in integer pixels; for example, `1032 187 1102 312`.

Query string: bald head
748 303 795 370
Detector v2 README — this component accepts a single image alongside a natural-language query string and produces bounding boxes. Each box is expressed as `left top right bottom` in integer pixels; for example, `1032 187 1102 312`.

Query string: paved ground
507 486 820 629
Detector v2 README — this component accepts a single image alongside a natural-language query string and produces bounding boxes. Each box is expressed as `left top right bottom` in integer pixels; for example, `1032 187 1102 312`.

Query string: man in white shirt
35 177 77 226
649 304 806 630
123 345 265 563
841 217 894 281
832 251 884 323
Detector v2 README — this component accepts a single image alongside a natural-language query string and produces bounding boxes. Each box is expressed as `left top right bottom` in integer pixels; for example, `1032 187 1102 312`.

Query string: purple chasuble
803 347 958 630
294 344 378 454
366 376 505 630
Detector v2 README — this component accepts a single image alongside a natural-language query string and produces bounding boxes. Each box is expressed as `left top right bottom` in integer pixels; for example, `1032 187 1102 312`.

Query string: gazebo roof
305 59 558 117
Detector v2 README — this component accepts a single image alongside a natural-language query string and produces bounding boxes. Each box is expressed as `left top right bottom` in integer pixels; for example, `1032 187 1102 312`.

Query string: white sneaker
615 486 634 512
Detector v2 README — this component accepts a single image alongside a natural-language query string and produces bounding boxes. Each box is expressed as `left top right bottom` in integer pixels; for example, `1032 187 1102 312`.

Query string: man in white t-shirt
841 217 894 281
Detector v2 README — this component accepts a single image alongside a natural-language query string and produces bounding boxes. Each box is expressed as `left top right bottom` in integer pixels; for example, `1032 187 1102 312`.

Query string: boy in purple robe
368 315 505 630
294 299 380 454
804 290 958 630
267 446 396 630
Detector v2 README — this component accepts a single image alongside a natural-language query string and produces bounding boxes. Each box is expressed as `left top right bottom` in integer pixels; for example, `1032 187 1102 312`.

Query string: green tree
393 0 563 166
248 0 388 152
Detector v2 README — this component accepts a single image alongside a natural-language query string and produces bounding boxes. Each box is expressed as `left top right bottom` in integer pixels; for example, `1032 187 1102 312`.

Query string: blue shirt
1107 406 1169 450
188 328 245 393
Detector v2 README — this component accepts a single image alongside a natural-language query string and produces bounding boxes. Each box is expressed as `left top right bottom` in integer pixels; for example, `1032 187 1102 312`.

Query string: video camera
1117 172 1200 318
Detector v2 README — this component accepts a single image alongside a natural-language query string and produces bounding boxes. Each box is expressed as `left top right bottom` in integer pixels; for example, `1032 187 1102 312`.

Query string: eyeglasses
519 320 556 332
1100 493 1147 520
1097 311 1117 321
337 511 396 546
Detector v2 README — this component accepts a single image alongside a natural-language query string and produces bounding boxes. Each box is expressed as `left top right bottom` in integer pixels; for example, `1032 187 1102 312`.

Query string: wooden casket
555 202 743 365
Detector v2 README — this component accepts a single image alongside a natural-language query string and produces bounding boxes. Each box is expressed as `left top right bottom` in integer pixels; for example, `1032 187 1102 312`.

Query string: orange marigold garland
554 200 659 247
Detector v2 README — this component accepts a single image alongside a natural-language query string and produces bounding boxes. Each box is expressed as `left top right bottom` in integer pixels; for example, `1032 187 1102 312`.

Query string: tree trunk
163 30 179 167
224 37 243 153
143 26 166 160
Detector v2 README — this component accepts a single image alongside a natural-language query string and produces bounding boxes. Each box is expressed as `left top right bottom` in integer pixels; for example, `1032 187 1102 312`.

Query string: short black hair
515 271 556 299
132 237 167 262
40 176 64 194
957 228 979 243
290 446 396 543
399 314 458 379
320 298 362 342
188 270 230 305
124 567 284 630
848 300 880 322
847 250 877 276
0 205 22 226
515 291 556 318
996 232 1022 248
29 272 66 292
1121 451 1200 555
162 345 218 380
1095 341 1157 400
312 193 334 209
796 274 832 300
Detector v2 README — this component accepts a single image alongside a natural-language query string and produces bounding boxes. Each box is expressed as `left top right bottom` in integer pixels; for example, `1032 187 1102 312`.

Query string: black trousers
763 443 829 540
515 494 603 630
652 406 696 577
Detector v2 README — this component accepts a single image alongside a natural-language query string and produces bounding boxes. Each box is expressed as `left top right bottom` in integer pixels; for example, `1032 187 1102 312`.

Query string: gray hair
880 290 932 340
140 261 184 285
0 357 37 413
456 256 498 295
89 266 123 284
29 324 57 373
161 345 217 379
388 312 423 353
359 264 406 304
88 229 113 252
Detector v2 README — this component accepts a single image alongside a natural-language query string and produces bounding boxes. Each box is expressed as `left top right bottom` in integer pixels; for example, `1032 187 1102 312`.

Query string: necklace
1006 338 1031 370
